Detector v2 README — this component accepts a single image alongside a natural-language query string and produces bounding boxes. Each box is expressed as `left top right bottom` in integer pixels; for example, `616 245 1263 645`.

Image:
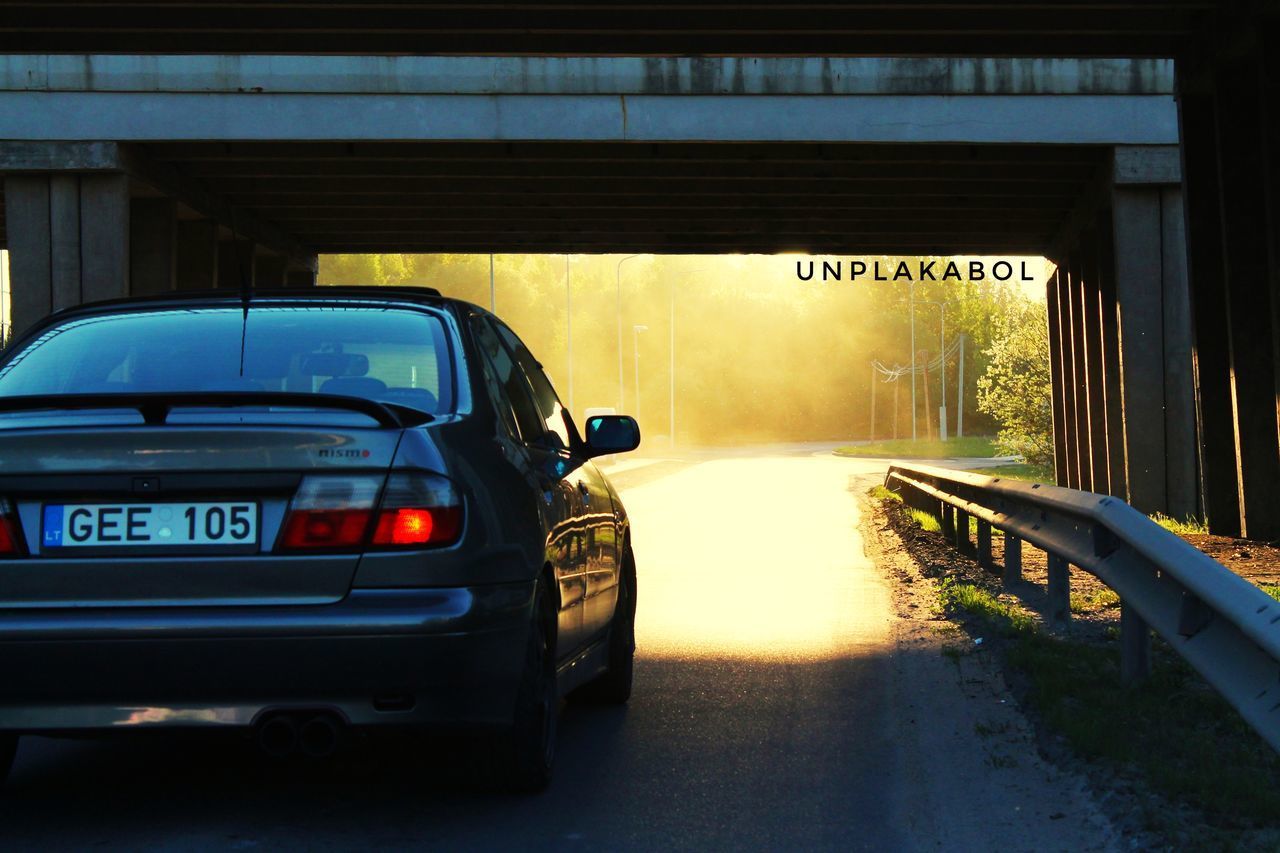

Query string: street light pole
615 254 642 412
633 324 649 424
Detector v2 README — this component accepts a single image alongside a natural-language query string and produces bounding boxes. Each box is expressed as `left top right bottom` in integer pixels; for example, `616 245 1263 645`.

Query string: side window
490 319 579 449
469 316 545 443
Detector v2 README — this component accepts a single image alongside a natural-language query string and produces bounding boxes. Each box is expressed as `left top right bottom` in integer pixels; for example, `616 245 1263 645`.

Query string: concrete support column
254 252 288 288
1112 184 1197 516
285 256 318 288
217 240 255 290
1046 268 1069 486
1179 90 1242 535
175 219 219 291
1213 53 1280 540
4 173 129 338
129 197 177 295
1052 265 1080 489
1092 216 1128 498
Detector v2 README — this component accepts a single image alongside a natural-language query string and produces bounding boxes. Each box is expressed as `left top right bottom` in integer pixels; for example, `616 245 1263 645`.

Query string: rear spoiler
0 392 430 429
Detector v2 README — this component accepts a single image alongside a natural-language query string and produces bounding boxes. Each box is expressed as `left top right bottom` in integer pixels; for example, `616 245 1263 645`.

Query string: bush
976 299 1054 468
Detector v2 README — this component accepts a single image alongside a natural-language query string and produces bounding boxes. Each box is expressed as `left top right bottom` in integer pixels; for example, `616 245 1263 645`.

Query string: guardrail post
1047 553 1070 625
1120 601 1151 685
1003 535 1022 586
954 509 971 553
940 504 955 537
976 519 994 572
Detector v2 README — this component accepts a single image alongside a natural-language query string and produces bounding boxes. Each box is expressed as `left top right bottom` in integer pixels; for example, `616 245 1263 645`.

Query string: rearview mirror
583 415 640 457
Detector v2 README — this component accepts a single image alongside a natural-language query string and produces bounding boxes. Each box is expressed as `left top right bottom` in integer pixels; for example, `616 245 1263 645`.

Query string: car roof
47 286 448 317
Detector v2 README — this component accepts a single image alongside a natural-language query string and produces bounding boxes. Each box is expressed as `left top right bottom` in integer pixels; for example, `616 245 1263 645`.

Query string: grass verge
964 462 1054 483
834 435 997 459
1151 513 1211 536
869 489 1280 843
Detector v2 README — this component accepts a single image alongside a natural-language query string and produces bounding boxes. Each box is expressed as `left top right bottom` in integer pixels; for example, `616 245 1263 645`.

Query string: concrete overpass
0 0 1276 542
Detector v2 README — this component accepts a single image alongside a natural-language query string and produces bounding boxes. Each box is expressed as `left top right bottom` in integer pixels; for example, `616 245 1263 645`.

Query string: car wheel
573 546 636 705
0 735 17 785
481 578 557 793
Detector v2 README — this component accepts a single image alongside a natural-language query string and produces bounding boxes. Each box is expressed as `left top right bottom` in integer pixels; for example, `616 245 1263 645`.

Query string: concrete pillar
1092 213 1129 501
1178 90 1242 536
1077 247 1110 495
1046 270 1069 486
4 173 129 338
129 197 177 295
254 252 288 288
217 240 255 290
286 268 317 287
1213 53 1280 540
1160 187 1198 520
1112 187 1169 513
175 219 219 291
1052 266 1081 489
1067 257 1091 491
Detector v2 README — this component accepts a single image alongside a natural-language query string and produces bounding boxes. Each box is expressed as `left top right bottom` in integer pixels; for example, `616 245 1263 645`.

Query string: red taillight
278 476 382 551
369 473 462 548
281 508 372 550
0 506 23 557
372 506 463 547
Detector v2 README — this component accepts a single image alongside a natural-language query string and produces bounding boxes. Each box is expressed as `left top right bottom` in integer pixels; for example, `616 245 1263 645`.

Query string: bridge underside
0 142 1104 257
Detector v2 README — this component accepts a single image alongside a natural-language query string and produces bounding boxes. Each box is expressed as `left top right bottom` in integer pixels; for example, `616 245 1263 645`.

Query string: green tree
976 298 1054 466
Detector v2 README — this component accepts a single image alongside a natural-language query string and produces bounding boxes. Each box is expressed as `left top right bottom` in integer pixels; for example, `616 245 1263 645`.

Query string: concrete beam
116 145 313 264
0 92 1181 145
0 141 124 172
1 56 1176 97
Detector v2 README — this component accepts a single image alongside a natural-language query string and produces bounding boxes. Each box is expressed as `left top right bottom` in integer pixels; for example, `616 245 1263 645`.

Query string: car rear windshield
0 304 455 414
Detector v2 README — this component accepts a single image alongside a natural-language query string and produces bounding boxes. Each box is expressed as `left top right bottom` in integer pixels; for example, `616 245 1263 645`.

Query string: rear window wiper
0 392 431 429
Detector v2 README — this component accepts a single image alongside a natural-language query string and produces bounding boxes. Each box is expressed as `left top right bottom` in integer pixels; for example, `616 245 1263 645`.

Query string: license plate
41 502 259 549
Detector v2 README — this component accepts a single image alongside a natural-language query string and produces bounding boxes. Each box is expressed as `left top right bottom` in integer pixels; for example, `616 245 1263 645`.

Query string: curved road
0 451 1114 851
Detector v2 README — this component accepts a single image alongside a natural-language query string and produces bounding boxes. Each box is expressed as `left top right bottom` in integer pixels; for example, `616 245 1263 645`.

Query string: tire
481 578 557 793
574 546 636 705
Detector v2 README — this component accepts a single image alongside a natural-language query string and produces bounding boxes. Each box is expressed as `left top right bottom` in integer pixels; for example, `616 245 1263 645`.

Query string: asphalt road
0 451 1114 851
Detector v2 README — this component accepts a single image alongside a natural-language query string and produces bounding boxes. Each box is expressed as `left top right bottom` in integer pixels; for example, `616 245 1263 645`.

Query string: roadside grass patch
1260 584 1280 602
1070 588 1121 614
1006 633 1280 827
1151 513 1210 536
936 577 1036 635
867 484 901 503
834 435 997 459
907 508 941 532
964 462 1054 483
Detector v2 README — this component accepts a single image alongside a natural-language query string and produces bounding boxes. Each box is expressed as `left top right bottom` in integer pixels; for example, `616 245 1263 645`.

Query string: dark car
0 286 640 791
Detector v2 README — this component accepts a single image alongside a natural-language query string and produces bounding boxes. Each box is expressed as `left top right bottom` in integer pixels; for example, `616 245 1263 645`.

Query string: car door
469 314 586 654
488 319 620 646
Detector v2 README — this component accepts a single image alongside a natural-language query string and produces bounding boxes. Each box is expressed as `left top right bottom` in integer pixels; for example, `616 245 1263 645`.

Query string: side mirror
583 415 640 457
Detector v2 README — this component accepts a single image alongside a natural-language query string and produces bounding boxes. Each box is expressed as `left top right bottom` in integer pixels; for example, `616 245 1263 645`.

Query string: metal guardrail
884 462 1280 752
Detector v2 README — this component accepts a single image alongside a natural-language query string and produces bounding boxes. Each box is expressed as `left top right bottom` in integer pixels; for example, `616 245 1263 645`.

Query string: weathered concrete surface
0 56 1173 96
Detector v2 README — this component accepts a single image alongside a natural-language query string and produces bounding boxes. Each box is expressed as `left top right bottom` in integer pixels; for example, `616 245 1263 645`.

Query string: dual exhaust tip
257 712 343 758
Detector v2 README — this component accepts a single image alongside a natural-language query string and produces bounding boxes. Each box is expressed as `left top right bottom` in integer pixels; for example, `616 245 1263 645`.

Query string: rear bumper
0 583 535 732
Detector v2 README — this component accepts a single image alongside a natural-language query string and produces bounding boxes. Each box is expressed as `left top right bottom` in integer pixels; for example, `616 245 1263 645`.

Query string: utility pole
956 334 966 438
921 350 933 441
869 364 877 442
893 378 900 440
615 254 642 412
909 282 917 441
633 324 649 424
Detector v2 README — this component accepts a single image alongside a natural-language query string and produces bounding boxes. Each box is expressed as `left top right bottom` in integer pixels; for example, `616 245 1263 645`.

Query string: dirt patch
1182 535 1280 586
